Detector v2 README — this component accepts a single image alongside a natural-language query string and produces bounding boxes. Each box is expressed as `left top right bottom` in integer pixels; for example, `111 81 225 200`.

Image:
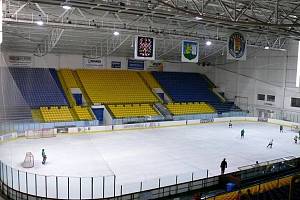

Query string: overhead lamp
206 41 212 46
62 5 72 10
289 15 298 19
36 20 44 26
195 16 203 20
113 31 120 36
264 46 270 50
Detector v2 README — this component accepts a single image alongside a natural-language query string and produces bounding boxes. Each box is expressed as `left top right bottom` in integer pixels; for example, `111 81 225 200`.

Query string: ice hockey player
267 139 274 148
220 158 228 175
42 149 47 165
280 125 283 133
228 120 232 128
241 129 245 139
294 136 298 144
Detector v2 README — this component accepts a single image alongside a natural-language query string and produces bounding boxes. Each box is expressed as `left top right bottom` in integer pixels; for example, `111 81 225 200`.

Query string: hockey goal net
22 152 34 168
25 128 56 139
291 125 300 132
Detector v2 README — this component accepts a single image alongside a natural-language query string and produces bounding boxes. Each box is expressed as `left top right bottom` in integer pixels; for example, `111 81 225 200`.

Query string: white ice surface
1 122 300 198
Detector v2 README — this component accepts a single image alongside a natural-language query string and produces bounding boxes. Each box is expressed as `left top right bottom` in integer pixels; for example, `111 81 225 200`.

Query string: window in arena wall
267 95 275 102
257 94 265 101
291 98 300 108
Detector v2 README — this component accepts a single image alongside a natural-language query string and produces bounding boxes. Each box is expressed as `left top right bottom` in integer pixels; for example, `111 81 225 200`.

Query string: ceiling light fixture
113 31 120 36
36 20 44 26
195 16 203 20
264 46 270 50
62 5 72 10
206 41 212 46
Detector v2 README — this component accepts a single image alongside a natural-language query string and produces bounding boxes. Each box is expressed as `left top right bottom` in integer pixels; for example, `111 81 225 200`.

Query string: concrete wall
0 51 206 73
205 40 299 113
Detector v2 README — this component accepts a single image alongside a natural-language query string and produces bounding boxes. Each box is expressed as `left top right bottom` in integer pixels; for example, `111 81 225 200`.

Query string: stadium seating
76 70 158 104
72 106 94 121
60 69 78 88
40 106 74 122
49 68 67 99
108 104 159 118
31 109 44 122
139 71 161 89
166 102 215 115
152 72 237 113
9 68 68 108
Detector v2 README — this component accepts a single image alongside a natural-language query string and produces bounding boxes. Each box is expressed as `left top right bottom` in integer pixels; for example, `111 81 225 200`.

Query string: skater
229 121 232 128
241 129 245 139
220 158 227 175
280 125 283 133
266 139 274 148
294 136 298 144
42 149 47 165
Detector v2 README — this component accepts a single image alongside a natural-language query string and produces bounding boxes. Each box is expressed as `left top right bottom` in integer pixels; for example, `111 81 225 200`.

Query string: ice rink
0 121 300 198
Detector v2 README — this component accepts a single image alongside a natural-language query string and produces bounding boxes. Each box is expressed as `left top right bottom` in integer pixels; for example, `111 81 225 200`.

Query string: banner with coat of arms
181 40 199 63
227 32 247 60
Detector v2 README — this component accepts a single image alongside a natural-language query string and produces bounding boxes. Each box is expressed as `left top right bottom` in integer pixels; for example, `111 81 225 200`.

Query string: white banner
83 57 104 67
227 32 247 60
181 40 199 63
8 55 32 67
134 36 155 60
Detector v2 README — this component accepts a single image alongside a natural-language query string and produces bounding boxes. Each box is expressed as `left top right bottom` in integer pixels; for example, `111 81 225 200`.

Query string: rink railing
0 111 247 136
0 160 218 199
1 116 300 199
1 157 299 200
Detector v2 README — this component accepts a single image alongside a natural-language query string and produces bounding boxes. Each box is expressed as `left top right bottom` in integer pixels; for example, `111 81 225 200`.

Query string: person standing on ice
228 121 232 128
280 125 283 133
220 158 227 175
42 149 47 165
241 129 245 139
294 136 298 144
267 139 274 148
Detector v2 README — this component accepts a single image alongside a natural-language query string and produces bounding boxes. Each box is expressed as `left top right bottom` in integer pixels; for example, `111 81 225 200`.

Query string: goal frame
22 152 34 168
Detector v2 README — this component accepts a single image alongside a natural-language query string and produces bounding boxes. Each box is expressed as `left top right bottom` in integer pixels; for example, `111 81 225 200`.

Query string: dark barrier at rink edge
1 158 300 200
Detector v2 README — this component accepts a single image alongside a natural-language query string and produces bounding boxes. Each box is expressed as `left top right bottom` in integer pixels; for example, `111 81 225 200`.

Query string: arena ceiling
2 0 300 60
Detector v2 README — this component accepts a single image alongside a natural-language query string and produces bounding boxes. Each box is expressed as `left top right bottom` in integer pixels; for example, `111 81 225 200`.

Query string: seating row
166 102 215 115
108 104 159 118
76 70 158 104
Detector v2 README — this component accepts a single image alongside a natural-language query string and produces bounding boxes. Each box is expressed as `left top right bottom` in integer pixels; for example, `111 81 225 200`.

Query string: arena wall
1 51 206 74
206 39 300 113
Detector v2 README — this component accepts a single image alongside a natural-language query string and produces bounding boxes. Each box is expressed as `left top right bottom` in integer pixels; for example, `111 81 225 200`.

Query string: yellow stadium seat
139 71 161 88
73 106 94 121
166 102 215 115
60 69 78 88
40 106 74 122
108 104 159 118
76 70 159 104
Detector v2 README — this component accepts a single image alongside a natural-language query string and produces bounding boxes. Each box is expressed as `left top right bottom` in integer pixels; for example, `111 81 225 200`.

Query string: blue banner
128 59 144 70
111 61 121 68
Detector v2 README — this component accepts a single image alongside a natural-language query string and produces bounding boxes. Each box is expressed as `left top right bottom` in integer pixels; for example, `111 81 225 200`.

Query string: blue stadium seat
152 72 238 113
9 68 68 108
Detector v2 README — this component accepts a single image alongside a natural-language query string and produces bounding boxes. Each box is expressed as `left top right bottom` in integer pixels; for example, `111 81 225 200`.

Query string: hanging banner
134 36 155 60
147 61 163 71
111 61 121 69
227 32 247 60
128 59 144 70
83 57 104 67
8 55 32 67
181 40 199 63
